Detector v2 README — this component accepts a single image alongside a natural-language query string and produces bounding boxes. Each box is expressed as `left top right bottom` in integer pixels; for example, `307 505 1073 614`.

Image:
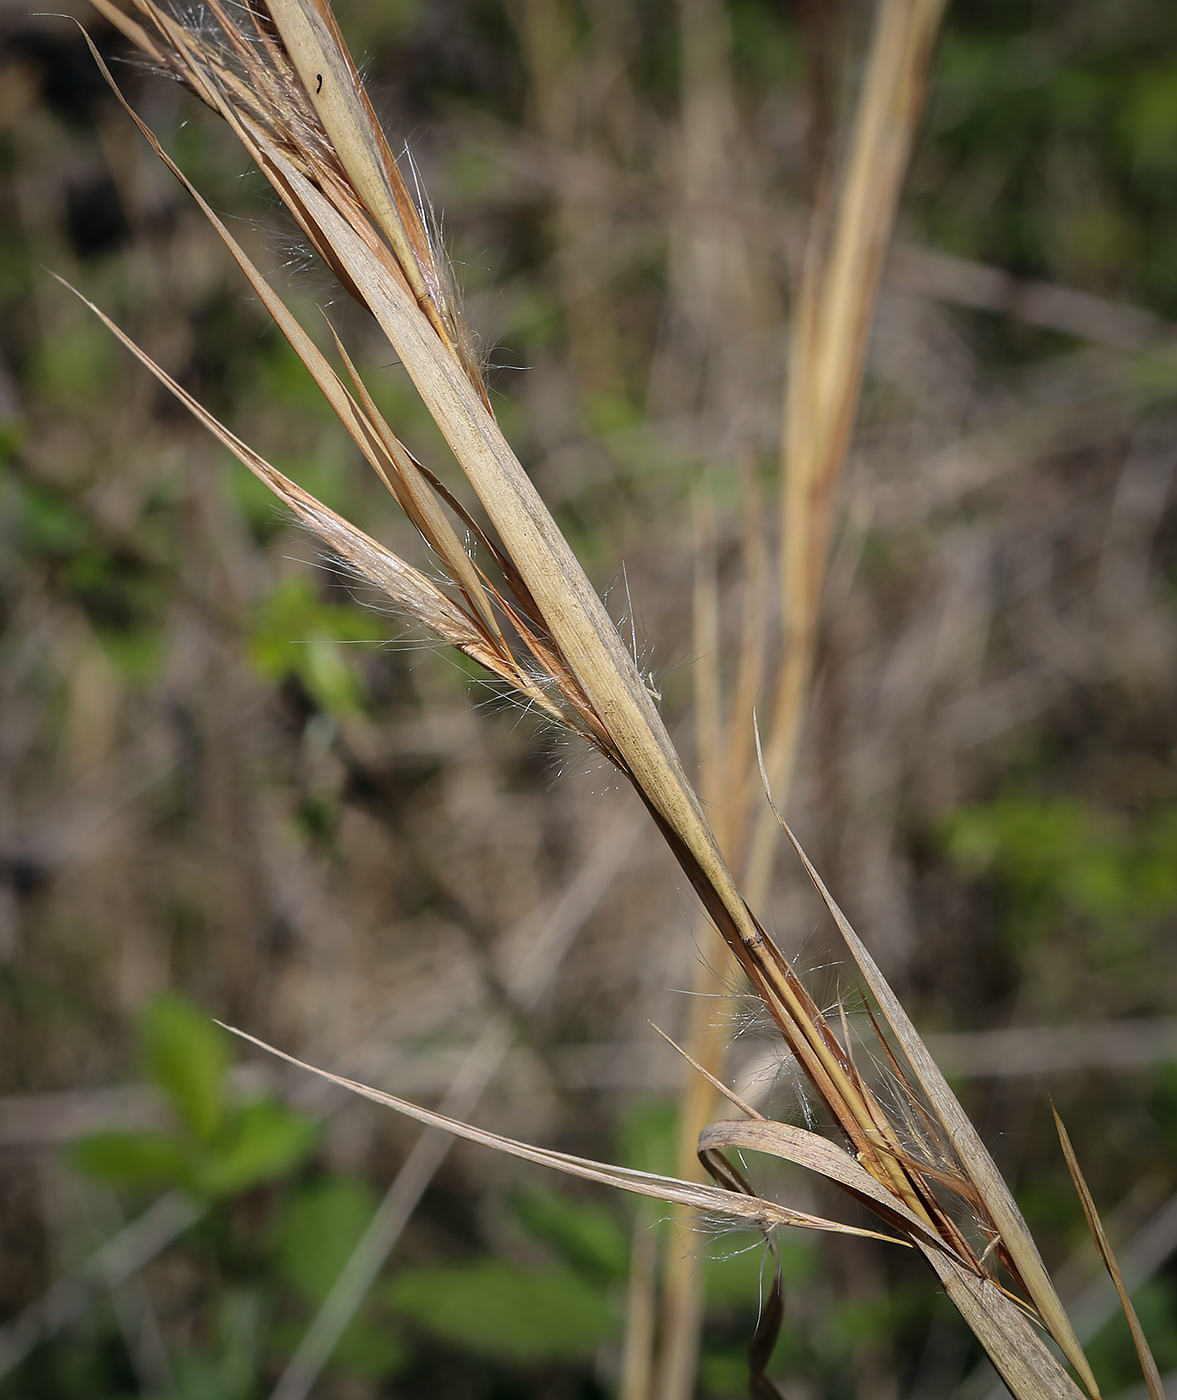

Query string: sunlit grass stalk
747 0 952 902
68 2 1141 1396
659 0 949 1389
650 495 734 1400
651 0 777 1388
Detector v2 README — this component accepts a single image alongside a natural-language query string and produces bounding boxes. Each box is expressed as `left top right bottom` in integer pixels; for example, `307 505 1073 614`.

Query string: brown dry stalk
69 3 1114 1397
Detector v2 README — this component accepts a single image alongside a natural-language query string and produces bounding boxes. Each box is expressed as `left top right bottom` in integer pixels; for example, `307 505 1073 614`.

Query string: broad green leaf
142 994 230 1143
69 1128 190 1188
196 1100 318 1198
274 1176 380 1303
387 1260 616 1363
512 1187 629 1282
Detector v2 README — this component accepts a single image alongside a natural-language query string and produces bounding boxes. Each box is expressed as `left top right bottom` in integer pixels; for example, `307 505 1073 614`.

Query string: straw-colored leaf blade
786 822 1100 1396
724 458 770 835
248 137 760 938
699 1119 1090 1399
1053 1107 1163 1400
322 325 504 642
86 0 164 63
691 492 724 812
77 30 390 466
794 834 1097 1393
755 735 1101 1399
264 0 483 398
922 1249 1090 1400
219 1025 901 1245
650 1021 764 1123
54 278 518 682
697 1119 948 1257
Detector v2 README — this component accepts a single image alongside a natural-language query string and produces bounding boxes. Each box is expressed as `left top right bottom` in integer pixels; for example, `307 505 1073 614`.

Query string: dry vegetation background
3 0 1177 1397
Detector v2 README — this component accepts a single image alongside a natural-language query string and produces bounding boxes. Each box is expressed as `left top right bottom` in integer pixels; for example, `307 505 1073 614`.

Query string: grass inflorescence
57 3 1164 1398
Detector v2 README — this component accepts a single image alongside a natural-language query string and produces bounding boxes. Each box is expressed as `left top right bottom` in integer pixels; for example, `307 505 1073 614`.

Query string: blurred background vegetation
3 0 1177 1396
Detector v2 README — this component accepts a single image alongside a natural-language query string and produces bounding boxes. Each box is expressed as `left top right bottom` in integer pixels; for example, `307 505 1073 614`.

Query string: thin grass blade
264 0 483 394
1053 1106 1163 1400
79 32 506 645
922 1250 1090 1400
755 727 1101 1399
54 278 528 694
219 1025 903 1244
697 1119 949 1256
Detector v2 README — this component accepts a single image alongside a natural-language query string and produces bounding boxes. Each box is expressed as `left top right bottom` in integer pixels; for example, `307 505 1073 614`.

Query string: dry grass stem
65 2 1135 1396
746 0 950 906
660 0 961 1386
1052 1108 1165 1400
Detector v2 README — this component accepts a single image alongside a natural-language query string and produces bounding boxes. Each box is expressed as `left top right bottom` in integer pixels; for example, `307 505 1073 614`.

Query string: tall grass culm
61 2 1162 1398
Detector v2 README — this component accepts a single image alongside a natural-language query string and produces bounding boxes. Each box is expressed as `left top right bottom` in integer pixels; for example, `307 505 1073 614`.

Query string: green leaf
142 994 230 1143
512 1187 630 1282
328 1317 409 1380
617 1098 679 1177
247 575 374 716
69 1129 190 1188
274 1176 380 1303
195 1099 318 1198
386 1260 616 1363
171 1289 263 1400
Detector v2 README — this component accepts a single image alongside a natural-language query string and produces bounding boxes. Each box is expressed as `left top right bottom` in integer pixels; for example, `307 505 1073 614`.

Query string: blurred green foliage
940 792 1177 1389
272 1177 408 1379
248 575 376 718
11 467 170 682
167 1291 266 1400
943 795 1177 1005
71 994 318 1199
511 1184 631 1283
920 16 1177 308
387 1257 616 1364
945 796 1177 931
